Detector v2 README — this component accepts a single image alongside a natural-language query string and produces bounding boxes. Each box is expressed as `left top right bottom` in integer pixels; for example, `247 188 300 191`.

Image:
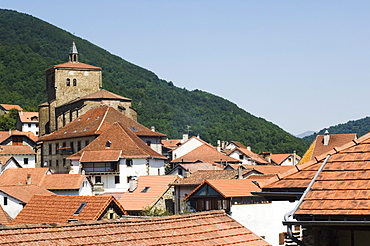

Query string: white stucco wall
229 150 256 165
13 155 36 168
172 138 204 160
22 123 39 136
230 200 298 246
0 191 24 219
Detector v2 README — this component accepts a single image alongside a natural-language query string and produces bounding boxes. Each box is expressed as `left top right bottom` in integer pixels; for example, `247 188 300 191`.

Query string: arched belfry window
106 141 111 148
73 79 77 86
66 78 70 86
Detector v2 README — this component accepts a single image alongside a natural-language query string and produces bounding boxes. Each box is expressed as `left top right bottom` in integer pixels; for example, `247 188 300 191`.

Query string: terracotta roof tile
0 185 54 203
0 130 38 143
0 145 35 155
172 163 223 173
12 195 126 225
119 175 178 211
0 104 23 111
294 132 370 216
162 139 183 149
69 122 165 160
185 179 261 200
52 61 101 70
173 170 248 185
0 206 11 225
1 210 270 245
40 106 165 141
40 174 85 190
18 112 38 123
171 144 240 164
0 168 49 186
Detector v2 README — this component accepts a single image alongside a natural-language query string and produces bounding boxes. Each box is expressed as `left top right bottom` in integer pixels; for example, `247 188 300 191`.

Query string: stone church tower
39 42 137 136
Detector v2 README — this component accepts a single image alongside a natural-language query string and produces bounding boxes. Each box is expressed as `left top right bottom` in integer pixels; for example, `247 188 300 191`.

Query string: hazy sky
2 1 370 135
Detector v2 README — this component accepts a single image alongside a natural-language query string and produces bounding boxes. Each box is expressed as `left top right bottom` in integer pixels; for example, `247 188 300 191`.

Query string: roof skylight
131 127 138 132
73 202 87 216
141 187 150 193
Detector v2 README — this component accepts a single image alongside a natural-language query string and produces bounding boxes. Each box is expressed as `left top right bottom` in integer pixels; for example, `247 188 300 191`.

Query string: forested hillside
303 116 370 143
0 9 309 155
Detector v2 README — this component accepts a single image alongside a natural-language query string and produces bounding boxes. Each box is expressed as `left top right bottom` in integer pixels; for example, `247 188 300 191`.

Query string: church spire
69 41 78 63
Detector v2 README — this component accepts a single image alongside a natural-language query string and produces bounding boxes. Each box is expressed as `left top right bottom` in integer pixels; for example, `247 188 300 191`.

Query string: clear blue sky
2 1 370 135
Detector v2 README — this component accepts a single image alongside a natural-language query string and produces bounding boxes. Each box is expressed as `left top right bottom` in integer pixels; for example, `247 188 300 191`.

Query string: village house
1 210 270 245
227 145 270 165
0 145 36 168
0 185 54 219
0 156 21 174
0 168 92 196
166 162 223 176
119 175 179 215
0 130 37 147
16 111 39 136
0 104 22 115
12 195 126 225
66 121 166 194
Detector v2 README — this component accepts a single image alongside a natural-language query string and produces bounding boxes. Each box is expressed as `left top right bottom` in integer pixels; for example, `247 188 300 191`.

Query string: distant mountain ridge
302 116 370 143
296 131 315 139
0 9 309 155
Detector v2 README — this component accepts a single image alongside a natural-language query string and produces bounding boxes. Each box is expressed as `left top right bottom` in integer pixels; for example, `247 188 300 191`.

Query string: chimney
217 140 221 152
238 165 243 179
323 130 330 146
26 174 31 185
212 164 216 170
128 179 138 192
181 133 188 143
151 126 155 132
293 151 296 166
247 145 251 151
185 171 190 178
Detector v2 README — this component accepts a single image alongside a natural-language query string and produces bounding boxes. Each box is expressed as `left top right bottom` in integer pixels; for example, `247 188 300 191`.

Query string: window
70 142 74 152
146 141 151 146
55 143 58 154
73 202 87 216
24 158 28 165
73 79 77 86
56 160 59 167
66 78 70 86
106 141 111 148
63 158 66 168
115 176 120 184
49 144 52 155
77 141 81 151
85 140 89 147
3 197 7 206
95 176 101 183
28 123 31 127
239 155 244 160
126 159 133 167
141 187 150 193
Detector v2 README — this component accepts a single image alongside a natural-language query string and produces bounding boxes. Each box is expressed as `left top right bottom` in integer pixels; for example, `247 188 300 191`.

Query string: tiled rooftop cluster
0 211 270 245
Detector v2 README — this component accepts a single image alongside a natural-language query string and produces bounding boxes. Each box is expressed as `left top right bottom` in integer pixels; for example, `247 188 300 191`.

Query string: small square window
24 158 28 165
115 176 120 184
95 176 101 183
126 159 133 167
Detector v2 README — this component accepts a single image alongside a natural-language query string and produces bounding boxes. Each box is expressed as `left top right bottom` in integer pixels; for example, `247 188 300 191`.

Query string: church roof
40 106 165 141
49 61 101 70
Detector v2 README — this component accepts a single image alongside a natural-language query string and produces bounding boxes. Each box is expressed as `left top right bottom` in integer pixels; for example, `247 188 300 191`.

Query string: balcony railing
57 147 73 155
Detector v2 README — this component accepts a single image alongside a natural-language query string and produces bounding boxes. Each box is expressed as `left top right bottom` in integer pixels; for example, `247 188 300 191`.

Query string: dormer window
106 141 111 148
66 78 70 86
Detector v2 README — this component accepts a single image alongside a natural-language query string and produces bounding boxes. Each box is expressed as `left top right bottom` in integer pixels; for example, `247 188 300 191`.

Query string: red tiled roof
40 174 85 190
173 169 251 185
230 147 269 164
119 175 178 211
59 89 132 107
0 156 15 167
171 144 240 164
0 145 35 155
242 165 296 175
300 133 356 163
162 139 182 149
0 206 11 225
0 130 38 143
2 210 270 245
69 122 165 160
99 192 125 200
52 61 101 70
0 185 54 203
174 163 223 173
270 153 301 165
0 104 23 111
40 106 165 141
18 112 38 123
293 132 370 216
0 168 49 186
12 195 126 225
185 179 261 200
